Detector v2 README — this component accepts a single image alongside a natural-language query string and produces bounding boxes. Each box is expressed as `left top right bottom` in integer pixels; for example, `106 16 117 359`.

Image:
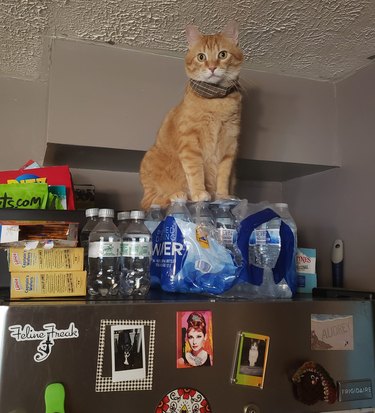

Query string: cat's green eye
197 53 207 62
218 50 228 59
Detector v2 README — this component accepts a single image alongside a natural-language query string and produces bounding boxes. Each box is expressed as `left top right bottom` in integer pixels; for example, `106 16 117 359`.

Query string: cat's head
184 21 243 87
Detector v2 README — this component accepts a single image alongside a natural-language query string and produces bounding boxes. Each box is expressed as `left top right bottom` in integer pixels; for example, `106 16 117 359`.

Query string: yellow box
8 247 84 272
10 270 87 298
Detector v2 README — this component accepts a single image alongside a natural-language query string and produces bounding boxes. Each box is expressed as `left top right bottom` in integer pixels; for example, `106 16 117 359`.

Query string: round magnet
155 387 211 412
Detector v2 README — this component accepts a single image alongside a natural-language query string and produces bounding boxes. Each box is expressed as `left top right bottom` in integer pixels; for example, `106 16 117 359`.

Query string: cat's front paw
169 191 188 202
215 193 233 201
191 190 211 202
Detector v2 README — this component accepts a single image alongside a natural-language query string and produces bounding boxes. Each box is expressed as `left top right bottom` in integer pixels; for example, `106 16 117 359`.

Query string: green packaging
0 183 49 209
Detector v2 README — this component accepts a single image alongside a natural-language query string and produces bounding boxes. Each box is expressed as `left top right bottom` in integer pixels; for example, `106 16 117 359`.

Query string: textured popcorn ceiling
0 0 374 81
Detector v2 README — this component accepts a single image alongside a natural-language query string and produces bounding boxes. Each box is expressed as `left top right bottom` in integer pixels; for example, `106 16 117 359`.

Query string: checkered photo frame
95 319 156 392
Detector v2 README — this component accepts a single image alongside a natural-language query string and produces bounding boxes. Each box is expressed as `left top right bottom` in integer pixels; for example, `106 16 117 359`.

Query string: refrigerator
0 291 374 413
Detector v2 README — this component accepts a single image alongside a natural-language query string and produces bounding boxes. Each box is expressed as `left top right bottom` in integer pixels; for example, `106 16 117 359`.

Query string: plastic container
87 208 121 297
119 210 152 297
165 199 192 222
117 210 131 235
144 204 164 234
80 208 99 271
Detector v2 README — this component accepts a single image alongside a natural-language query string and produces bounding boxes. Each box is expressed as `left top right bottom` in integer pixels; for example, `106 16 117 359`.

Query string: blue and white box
296 248 317 293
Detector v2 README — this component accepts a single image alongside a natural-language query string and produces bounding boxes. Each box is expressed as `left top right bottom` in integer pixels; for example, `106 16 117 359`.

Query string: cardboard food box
0 220 79 247
296 247 317 293
8 247 84 272
10 270 87 298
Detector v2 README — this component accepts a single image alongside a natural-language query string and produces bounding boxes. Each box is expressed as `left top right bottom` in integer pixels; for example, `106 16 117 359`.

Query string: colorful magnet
291 361 337 405
155 388 211 413
231 331 270 389
44 383 65 413
176 311 213 368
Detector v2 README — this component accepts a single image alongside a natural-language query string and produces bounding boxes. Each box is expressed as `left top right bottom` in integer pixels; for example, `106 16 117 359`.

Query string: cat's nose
208 66 217 73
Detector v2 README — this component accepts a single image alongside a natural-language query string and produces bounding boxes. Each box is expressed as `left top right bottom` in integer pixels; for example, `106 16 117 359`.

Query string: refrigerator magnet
311 314 353 350
155 388 211 413
231 331 270 388
176 310 213 368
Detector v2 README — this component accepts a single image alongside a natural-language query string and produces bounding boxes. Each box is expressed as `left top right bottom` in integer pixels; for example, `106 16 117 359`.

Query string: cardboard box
10 270 87 298
8 247 84 272
0 220 79 247
74 184 95 209
296 247 317 293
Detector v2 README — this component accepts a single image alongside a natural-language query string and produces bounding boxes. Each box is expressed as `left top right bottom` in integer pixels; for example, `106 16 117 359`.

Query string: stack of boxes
8 247 86 298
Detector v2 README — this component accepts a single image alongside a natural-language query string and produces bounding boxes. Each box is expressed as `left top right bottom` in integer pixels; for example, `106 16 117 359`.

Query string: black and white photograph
111 325 146 382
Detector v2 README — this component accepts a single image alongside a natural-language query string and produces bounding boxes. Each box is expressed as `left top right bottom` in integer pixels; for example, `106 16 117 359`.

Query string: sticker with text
8 322 79 362
311 314 353 350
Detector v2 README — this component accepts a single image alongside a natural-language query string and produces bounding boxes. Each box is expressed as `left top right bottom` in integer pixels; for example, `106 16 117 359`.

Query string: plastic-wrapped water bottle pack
146 199 298 298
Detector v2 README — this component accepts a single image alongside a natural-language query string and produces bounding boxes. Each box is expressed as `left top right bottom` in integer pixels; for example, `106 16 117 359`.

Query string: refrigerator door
0 296 374 413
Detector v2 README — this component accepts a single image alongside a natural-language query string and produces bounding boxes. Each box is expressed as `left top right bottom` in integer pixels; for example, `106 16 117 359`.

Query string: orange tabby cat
140 21 243 209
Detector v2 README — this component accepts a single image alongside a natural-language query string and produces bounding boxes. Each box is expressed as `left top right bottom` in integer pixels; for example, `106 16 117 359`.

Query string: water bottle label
151 216 187 279
218 228 236 245
88 241 121 258
249 228 280 246
121 241 152 257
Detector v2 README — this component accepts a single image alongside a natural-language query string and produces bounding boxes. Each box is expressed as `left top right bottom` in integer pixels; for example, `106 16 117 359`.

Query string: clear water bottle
119 210 152 297
117 210 131 235
87 208 121 298
189 201 215 226
189 201 216 245
249 218 281 268
248 216 288 297
214 202 241 262
214 203 237 245
80 208 99 270
273 203 297 239
273 202 297 297
144 204 164 234
166 199 192 222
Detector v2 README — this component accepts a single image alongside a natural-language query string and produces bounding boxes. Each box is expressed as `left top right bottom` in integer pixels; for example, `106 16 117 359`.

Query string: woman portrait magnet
176 310 213 368
232 331 270 388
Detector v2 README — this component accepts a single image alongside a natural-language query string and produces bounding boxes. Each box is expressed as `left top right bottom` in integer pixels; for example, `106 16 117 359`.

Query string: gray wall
0 77 47 169
284 63 375 290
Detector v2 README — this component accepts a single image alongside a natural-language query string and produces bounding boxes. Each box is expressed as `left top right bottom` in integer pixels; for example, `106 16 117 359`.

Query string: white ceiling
1 0 374 82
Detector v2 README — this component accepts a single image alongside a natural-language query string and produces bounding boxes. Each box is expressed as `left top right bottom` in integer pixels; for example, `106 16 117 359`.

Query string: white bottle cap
117 211 130 221
98 208 114 218
274 203 288 209
85 208 99 218
130 210 145 219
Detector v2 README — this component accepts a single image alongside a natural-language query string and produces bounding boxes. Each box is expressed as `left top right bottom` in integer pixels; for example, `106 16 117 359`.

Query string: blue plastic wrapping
150 216 240 294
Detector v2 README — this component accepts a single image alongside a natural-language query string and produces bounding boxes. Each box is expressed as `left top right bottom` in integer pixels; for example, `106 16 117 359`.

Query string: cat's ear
186 25 202 47
221 21 239 45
